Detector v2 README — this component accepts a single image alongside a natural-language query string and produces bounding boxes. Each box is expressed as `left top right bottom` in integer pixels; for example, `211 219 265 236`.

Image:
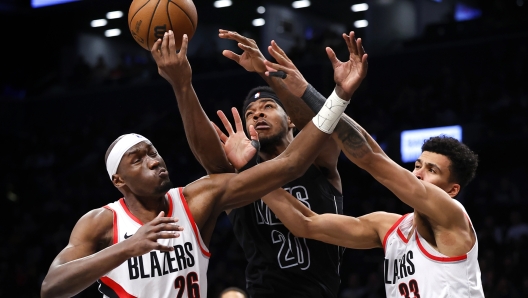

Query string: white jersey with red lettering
383 202 484 298
97 187 210 298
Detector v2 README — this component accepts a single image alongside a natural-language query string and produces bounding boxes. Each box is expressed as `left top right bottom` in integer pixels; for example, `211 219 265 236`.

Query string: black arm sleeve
300 84 327 113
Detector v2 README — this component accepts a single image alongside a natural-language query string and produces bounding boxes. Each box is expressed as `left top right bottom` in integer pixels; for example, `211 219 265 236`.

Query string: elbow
40 280 53 298
41 277 65 298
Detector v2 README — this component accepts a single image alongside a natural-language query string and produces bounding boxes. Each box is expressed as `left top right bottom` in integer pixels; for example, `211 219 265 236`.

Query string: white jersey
98 188 210 298
383 203 484 298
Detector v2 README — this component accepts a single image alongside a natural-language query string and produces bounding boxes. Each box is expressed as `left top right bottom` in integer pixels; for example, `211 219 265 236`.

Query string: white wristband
312 89 349 134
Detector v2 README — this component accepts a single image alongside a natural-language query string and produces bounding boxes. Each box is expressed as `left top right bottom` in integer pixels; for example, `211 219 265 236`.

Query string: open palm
326 32 368 99
213 107 259 170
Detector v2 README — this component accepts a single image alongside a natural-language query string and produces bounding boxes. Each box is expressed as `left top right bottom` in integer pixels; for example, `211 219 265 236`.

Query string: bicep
48 209 111 269
307 213 383 249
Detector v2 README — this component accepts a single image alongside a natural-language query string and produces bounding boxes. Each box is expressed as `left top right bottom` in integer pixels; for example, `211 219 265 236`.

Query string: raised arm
41 209 182 298
218 29 342 191
260 188 401 249
264 32 469 233
151 31 233 174
219 29 314 130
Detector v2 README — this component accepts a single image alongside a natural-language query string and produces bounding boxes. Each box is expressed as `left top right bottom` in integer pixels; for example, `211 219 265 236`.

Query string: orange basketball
128 0 198 51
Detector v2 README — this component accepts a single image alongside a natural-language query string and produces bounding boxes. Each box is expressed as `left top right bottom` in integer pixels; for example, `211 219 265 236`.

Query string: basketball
128 0 198 51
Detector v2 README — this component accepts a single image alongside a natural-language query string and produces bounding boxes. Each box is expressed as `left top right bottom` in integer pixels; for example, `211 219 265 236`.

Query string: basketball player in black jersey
207 30 366 297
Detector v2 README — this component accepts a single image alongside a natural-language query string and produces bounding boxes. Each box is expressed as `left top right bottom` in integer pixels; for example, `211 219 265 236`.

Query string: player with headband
40 31 351 298
221 30 484 296
214 29 364 297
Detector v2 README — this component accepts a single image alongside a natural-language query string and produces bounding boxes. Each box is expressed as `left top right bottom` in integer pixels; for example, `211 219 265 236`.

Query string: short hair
421 136 478 188
218 287 248 298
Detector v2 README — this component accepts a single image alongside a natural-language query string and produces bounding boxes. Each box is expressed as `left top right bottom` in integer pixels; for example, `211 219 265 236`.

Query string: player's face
244 98 292 144
116 141 172 196
412 151 457 196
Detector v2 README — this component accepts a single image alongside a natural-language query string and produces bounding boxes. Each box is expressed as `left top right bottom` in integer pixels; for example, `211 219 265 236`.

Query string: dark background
1 0 527 297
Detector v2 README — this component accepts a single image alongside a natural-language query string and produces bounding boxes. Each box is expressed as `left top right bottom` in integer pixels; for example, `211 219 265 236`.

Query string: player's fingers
217 110 235 135
212 121 229 143
238 43 260 55
357 38 365 57
168 30 176 55
268 46 292 67
218 29 247 44
248 125 258 141
326 47 340 69
232 107 244 132
179 34 189 56
154 223 184 232
153 217 178 226
222 50 241 64
263 59 288 73
271 40 291 63
346 31 359 56
156 211 165 218
360 53 369 76
151 38 163 59
156 231 181 240
160 32 170 57
156 243 176 252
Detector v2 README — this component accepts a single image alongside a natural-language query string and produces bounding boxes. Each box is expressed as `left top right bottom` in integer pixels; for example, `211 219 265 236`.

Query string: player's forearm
301 84 385 165
262 189 317 238
41 242 133 298
260 74 314 129
172 83 234 174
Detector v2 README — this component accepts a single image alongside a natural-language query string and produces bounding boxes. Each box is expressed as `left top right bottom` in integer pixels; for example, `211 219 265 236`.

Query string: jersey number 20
174 272 200 298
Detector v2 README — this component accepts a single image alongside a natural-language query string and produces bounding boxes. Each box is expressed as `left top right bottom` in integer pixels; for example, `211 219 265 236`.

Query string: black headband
243 90 286 117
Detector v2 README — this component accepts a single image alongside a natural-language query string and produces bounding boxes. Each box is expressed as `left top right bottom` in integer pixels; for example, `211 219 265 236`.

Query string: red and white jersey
383 203 484 298
98 188 210 298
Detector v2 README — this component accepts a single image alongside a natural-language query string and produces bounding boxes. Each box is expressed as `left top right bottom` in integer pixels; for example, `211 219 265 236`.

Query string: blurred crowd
1 28 527 298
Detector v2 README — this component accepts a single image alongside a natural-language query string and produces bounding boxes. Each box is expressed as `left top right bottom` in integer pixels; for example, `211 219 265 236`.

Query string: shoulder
71 207 114 246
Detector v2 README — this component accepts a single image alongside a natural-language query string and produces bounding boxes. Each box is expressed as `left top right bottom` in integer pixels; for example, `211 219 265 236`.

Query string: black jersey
229 165 344 298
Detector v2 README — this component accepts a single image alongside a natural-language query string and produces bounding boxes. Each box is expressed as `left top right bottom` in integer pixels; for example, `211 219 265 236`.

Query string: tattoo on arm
335 117 370 159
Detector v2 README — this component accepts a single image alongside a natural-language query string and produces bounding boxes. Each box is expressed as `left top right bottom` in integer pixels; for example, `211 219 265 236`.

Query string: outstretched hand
151 30 191 87
218 29 268 73
326 31 368 99
212 107 259 170
263 40 309 98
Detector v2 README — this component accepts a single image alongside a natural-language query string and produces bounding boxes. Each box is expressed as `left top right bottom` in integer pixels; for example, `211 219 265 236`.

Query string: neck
123 192 168 223
259 135 292 161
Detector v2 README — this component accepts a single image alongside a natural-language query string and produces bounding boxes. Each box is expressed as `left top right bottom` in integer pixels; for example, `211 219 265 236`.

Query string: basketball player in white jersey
218 32 484 296
40 32 352 298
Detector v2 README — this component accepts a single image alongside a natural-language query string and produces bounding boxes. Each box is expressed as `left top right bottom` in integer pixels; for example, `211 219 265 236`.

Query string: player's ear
112 174 126 188
287 116 295 129
446 183 460 198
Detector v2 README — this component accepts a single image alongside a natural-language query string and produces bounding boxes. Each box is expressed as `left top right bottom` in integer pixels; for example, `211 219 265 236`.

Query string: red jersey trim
103 206 119 245
118 194 173 226
397 228 410 244
99 276 137 298
178 187 212 258
383 213 409 252
415 233 467 262
119 198 143 225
